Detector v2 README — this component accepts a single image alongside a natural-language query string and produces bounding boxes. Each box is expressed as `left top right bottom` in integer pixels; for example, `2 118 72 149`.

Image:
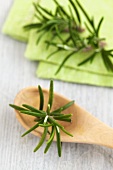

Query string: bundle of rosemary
9 80 74 157
24 0 113 74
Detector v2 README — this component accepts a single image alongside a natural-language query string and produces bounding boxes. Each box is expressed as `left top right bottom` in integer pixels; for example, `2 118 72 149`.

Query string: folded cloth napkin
3 0 113 87
2 0 34 42
37 62 113 87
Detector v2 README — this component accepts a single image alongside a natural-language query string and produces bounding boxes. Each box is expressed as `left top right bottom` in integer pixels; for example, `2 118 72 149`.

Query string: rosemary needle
9 80 74 157
38 85 44 110
44 126 55 153
55 126 61 157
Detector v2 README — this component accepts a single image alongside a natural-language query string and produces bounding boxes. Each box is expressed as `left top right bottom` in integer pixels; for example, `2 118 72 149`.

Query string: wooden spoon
14 87 113 149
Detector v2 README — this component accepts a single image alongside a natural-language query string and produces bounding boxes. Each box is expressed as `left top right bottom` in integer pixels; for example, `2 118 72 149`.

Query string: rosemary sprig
9 80 74 157
75 0 113 72
24 0 113 73
24 0 83 45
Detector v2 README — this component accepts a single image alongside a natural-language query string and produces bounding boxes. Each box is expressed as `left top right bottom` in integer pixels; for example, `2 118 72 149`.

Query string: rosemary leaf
48 79 54 109
34 13 42 21
20 110 46 117
50 100 74 115
59 100 74 111
109 54 113 57
68 5 76 25
78 51 97 66
50 112 64 116
55 25 65 43
84 22 93 34
37 4 54 17
39 123 53 127
34 127 48 152
44 126 55 153
47 130 51 135
69 20 76 46
96 17 104 36
50 108 63 114
60 127 73 137
48 117 64 129
9 104 27 111
33 3 49 21
53 0 70 19
55 126 61 157
101 50 113 71
106 49 113 53
69 0 81 24
47 104 50 115
75 0 95 30
22 104 45 114
53 113 72 118
36 30 48 44
21 119 43 137
46 126 55 144
54 117 71 122
46 49 60 59
38 85 44 110
23 23 42 30
55 51 75 74
75 0 90 24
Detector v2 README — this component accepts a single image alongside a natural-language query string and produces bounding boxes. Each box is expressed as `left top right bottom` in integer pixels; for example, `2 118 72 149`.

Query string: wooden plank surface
0 1 113 169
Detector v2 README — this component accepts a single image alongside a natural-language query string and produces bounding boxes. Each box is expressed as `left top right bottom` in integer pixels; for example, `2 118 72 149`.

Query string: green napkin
37 62 113 87
25 0 113 76
25 0 113 86
2 0 34 42
3 0 113 87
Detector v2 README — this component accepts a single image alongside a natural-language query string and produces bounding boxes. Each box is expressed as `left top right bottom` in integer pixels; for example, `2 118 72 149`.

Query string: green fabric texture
2 0 113 87
37 62 113 87
2 0 34 42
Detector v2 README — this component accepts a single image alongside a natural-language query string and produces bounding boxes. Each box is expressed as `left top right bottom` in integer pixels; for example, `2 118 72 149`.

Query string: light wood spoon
14 87 113 149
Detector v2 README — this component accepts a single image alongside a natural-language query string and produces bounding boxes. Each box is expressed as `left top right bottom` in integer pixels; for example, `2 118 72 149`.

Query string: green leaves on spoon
9 80 74 157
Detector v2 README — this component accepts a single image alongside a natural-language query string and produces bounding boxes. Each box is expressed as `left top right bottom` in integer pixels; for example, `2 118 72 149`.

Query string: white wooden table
0 1 113 170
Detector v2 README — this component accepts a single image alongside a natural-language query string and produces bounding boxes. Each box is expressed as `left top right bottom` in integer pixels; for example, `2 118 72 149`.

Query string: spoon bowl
14 87 113 148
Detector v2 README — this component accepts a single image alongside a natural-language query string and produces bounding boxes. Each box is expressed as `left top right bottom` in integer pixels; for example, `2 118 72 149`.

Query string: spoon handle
68 104 113 149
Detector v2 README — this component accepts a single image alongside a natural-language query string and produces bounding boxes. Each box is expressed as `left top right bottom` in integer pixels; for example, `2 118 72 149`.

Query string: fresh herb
24 0 113 74
9 80 74 157
75 0 113 72
24 0 83 44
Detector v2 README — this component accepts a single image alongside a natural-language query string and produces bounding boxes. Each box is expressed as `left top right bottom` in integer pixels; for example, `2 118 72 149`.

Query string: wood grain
0 0 113 170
